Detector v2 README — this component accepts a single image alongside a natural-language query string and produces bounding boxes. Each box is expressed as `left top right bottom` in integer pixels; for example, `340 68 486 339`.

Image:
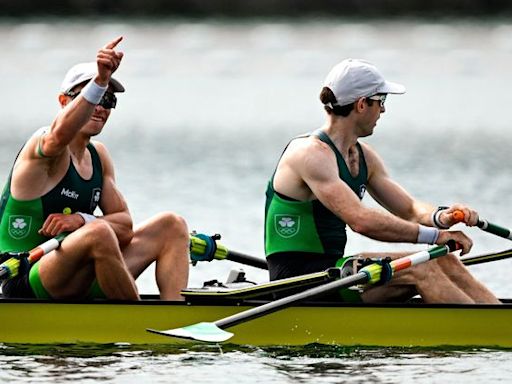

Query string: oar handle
27 232 68 264
453 210 512 240
0 232 68 281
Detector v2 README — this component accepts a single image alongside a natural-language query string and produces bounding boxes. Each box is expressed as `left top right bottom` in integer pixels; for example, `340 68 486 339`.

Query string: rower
263 58 500 304
0 37 189 301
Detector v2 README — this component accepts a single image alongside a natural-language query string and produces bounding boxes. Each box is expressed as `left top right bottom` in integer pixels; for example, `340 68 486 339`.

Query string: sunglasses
367 94 387 108
65 90 117 109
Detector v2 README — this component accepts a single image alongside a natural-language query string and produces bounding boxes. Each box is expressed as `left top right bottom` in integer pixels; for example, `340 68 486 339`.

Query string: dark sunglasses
65 90 117 109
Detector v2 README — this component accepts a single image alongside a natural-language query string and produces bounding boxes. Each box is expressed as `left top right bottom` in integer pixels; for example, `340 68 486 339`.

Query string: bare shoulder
285 135 335 165
90 140 115 175
283 135 338 183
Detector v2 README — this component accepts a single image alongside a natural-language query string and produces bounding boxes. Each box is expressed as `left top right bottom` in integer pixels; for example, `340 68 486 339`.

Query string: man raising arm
0 37 189 301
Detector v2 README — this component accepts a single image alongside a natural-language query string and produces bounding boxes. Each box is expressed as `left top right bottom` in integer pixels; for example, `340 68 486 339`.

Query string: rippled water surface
1 18 512 382
2 343 512 383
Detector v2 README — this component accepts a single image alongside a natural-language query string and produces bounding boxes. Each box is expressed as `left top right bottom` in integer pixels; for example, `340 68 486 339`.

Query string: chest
343 146 360 178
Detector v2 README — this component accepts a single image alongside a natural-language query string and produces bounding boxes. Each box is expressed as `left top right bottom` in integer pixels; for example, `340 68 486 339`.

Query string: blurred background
1 1 512 295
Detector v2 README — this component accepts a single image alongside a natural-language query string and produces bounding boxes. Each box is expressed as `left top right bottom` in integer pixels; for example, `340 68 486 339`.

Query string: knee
155 212 189 238
80 220 118 252
437 253 467 275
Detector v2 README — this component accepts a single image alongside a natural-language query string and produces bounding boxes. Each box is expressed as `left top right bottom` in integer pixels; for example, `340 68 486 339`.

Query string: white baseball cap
60 62 125 94
323 59 405 106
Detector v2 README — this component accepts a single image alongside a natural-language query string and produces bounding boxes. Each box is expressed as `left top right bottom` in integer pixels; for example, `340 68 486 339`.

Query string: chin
84 122 105 136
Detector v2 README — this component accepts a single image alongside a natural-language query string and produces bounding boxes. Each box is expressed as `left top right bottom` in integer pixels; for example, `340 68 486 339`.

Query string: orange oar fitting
453 210 465 222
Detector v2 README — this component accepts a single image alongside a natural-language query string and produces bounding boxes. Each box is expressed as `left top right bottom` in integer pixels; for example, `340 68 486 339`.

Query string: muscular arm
298 139 423 243
95 141 134 248
363 143 435 225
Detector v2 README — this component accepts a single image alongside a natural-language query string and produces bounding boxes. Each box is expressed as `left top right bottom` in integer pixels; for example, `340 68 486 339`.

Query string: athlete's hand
38 213 85 237
435 230 473 255
439 205 479 228
95 36 124 87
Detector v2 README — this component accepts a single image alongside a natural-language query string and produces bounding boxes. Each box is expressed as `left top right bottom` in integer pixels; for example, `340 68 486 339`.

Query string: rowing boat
1 294 511 347
1 228 511 348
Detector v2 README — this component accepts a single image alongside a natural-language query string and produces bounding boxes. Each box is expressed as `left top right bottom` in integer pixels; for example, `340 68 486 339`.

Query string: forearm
99 211 134 248
348 207 427 244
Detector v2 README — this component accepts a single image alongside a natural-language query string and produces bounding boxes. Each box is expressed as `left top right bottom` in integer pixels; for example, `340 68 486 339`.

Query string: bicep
95 142 129 215
301 147 364 224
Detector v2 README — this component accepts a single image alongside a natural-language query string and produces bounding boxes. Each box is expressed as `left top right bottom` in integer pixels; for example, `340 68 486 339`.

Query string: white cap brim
378 80 406 95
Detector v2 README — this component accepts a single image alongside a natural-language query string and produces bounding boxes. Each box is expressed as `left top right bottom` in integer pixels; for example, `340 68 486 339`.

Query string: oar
148 241 459 342
191 230 512 273
453 210 512 240
460 248 512 266
190 234 267 270
0 232 68 280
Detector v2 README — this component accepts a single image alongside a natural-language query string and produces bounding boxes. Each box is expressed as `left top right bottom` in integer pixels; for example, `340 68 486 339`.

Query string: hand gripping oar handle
149 241 460 342
189 233 268 270
0 232 68 281
453 210 512 240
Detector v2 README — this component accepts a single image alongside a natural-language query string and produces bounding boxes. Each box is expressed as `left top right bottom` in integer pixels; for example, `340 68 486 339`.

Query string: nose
380 104 386 113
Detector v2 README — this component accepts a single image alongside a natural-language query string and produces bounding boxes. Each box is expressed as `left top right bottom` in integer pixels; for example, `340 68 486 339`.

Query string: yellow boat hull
1 297 510 347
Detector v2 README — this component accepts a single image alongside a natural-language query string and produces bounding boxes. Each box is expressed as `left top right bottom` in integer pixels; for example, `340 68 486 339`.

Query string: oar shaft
0 232 68 281
215 242 455 330
453 209 512 241
215 271 366 329
223 249 268 270
477 219 512 240
190 234 268 270
461 249 512 266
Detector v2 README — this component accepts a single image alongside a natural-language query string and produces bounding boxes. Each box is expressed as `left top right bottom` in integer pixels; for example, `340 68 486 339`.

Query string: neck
69 134 91 161
321 115 359 154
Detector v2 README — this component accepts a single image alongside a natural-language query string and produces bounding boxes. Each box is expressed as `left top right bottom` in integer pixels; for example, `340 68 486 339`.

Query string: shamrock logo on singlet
8 215 32 239
275 214 300 238
90 188 102 212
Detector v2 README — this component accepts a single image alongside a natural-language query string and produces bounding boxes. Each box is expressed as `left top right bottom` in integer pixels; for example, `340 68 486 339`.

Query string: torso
0 142 103 252
264 129 368 277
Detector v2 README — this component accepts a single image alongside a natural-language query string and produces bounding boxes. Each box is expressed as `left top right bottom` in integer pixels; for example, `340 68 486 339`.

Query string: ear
354 97 366 113
58 93 69 108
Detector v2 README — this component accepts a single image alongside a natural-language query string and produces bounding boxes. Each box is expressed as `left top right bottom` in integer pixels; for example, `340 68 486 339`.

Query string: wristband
431 206 450 229
81 80 107 105
417 225 440 244
77 212 97 225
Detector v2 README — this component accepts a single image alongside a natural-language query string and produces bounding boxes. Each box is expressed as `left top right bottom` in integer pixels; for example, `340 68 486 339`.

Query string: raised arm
40 37 124 157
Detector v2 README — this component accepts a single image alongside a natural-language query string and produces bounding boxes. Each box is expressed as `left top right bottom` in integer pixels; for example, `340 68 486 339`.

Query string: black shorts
267 252 341 281
1 272 35 298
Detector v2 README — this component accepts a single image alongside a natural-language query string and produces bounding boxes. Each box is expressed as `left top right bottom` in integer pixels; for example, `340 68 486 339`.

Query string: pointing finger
104 36 123 50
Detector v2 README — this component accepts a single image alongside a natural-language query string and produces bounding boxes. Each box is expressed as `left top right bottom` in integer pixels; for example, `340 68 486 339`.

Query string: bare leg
38 220 139 300
358 251 488 304
436 255 500 303
122 212 189 300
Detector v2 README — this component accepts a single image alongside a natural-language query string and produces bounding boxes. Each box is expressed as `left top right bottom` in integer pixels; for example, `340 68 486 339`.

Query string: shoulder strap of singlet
86 142 103 178
311 129 368 184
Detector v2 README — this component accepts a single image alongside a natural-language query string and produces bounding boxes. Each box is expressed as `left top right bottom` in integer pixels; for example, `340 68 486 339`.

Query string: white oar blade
147 322 234 343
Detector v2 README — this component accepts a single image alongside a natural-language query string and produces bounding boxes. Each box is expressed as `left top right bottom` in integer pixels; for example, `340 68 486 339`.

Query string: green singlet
0 139 103 298
265 129 368 302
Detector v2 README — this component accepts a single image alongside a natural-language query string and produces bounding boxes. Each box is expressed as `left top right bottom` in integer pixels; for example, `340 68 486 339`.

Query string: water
1 18 512 382
1 343 511 383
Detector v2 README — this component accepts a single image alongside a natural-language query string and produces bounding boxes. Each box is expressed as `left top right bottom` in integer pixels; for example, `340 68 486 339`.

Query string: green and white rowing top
264 129 368 257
